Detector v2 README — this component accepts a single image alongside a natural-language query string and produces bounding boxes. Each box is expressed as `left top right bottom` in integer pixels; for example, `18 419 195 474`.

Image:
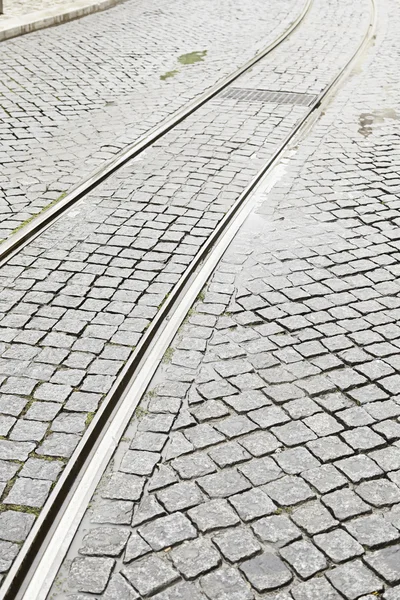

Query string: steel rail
0 2 313 597
1 0 377 597
0 0 312 270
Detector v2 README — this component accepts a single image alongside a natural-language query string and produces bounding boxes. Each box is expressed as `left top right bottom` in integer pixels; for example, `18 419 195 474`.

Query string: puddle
358 108 398 137
177 50 207 65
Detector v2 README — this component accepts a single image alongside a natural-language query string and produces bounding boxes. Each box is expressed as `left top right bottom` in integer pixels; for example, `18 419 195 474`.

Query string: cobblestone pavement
0 0 305 239
0 0 67 21
46 0 400 597
0 0 369 586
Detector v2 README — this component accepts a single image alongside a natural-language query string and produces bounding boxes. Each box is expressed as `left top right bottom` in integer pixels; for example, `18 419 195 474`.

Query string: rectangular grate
219 87 316 107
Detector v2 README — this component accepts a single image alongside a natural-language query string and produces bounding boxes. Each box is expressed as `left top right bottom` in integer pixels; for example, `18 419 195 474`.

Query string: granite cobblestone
48 0 400 595
0 0 302 237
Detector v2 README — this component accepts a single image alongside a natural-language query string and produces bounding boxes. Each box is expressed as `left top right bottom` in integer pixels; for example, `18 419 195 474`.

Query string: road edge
0 0 127 42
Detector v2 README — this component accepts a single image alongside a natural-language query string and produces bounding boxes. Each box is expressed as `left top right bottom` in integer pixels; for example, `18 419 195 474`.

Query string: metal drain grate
220 87 316 107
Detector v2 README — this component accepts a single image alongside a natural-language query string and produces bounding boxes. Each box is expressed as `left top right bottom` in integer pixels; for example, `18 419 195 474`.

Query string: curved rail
0 0 312 270
1 0 378 597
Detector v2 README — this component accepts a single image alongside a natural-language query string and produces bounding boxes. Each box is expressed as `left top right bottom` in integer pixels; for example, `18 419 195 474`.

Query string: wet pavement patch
358 108 398 136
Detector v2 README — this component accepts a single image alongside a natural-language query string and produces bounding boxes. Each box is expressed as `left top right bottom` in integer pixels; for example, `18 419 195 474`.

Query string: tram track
0 0 312 270
0 0 377 596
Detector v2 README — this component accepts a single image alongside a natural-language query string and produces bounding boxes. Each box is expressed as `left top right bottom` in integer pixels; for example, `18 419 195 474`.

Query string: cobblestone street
0 0 301 238
2 0 400 597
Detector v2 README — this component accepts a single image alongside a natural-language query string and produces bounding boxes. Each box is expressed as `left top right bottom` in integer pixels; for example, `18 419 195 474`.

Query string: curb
0 0 127 41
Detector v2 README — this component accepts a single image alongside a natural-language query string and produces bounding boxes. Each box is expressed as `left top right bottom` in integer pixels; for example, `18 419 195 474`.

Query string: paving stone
240 552 293 592
198 468 251 498
91 499 134 525
314 528 364 562
263 475 315 506
384 587 400 600
342 427 386 451
25 402 61 421
138 512 196 550
34 383 72 403
184 424 225 449
252 515 301 547
4 477 51 508
302 464 347 493
152 581 204 600
336 406 375 428
374 419 400 441
280 539 327 579
356 479 400 507
326 560 384 599
120 450 160 477
20 457 63 481
164 432 194 460
303 413 344 436
213 527 260 562
284 398 321 420
188 499 240 532
171 452 216 480
223 390 271 413
51 412 87 434
102 473 145 501
370 447 400 472
198 380 237 399
335 454 383 483
214 415 257 439
0 460 19 482
208 441 251 468
307 435 353 462
322 488 371 520
193 400 230 423
201 565 254 600
0 440 35 461
0 396 27 417
274 447 320 475
70 556 114 594
37 432 80 458
130 432 168 452
157 481 204 512
0 510 35 543
292 500 338 534
80 526 130 557
345 514 400 548
291 578 342 600
248 405 289 428
229 487 276 521
364 544 400 584
239 456 282 485
148 465 178 491
122 555 179 597
123 532 151 563
239 430 281 456
170 538 220 578
9 418 48 442
0 416 16 436
138 413 175 433
103 573 139 600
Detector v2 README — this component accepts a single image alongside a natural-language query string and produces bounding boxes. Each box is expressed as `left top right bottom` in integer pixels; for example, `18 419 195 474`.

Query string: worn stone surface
40 0 400 598
0 0 303 237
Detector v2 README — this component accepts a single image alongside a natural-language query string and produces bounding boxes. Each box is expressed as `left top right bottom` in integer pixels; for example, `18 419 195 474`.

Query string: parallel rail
0 0 311 270
0 0 378 596
0 2 313 597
